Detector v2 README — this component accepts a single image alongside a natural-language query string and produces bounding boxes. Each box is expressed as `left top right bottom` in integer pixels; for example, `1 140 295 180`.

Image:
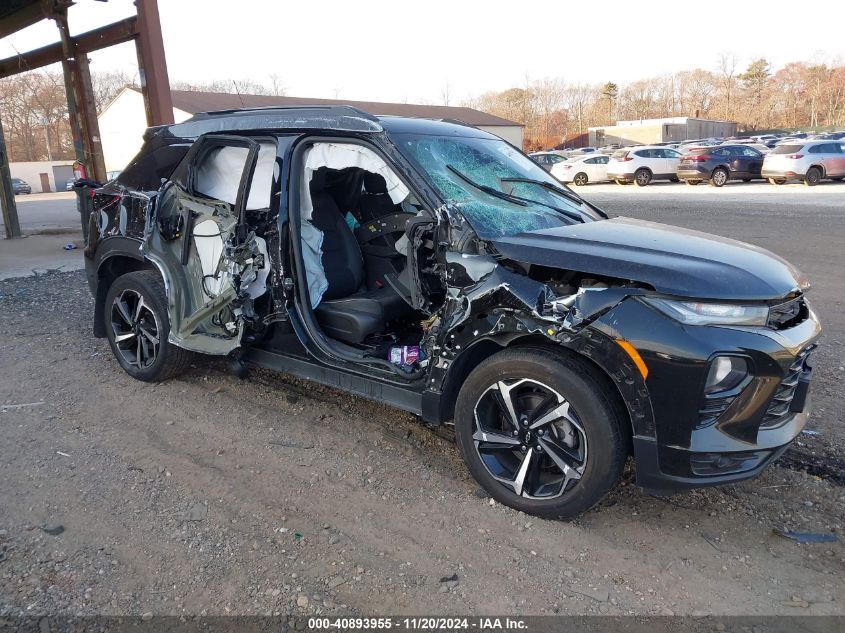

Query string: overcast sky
2 0 844 104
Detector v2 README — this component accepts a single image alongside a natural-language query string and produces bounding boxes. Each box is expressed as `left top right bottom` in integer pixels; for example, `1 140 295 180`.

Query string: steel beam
0 117 22 239
135 0 173 125
0 16 139 79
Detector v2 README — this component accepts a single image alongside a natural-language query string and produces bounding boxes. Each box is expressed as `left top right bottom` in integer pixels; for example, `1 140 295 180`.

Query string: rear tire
614 179 631 185
105 270 194 382
634 169 652 187
768 178 786 185
685 179 701 186
804 166 822 186
454 348 628 519
573 172 588 186
709 167 729 187
669 176 680 183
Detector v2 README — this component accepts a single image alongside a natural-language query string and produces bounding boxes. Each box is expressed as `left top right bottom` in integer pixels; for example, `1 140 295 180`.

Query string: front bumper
591 298 821 492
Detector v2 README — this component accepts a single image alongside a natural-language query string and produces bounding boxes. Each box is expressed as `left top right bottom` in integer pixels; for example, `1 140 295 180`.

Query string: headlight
705 356 748 393
643 298 769 326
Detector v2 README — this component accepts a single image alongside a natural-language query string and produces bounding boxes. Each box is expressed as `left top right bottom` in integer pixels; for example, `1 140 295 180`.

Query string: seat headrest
310 167 327 192
363 172 387 194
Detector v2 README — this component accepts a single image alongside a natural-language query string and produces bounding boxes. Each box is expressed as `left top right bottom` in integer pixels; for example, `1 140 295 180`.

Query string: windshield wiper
500 177 608 218
446 164 527 207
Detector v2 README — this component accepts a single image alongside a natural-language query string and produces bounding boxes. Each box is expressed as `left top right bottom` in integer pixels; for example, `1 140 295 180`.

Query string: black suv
83 106 820 518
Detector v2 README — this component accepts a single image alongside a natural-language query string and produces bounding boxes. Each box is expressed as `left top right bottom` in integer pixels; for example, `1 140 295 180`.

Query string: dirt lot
0 185 843 619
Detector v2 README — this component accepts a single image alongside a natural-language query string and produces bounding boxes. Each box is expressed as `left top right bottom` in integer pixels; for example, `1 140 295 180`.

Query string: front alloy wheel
573 172 589 186
454 349 628 519
472 379 587 499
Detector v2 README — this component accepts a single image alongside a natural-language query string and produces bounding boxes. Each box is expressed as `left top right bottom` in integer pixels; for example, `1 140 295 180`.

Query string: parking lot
0 185 843 618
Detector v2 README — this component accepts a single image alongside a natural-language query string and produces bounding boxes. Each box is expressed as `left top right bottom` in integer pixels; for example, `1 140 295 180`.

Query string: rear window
771 144 804 155
612 150 628 158
118 142 192 191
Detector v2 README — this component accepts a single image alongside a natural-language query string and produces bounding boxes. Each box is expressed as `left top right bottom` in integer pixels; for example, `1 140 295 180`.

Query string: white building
99 87 524 172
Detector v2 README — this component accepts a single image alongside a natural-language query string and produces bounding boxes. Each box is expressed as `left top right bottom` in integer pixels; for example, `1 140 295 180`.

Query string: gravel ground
0 186 843 618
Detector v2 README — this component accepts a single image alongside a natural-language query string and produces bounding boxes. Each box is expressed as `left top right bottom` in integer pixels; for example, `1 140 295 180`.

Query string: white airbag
195 142 276 210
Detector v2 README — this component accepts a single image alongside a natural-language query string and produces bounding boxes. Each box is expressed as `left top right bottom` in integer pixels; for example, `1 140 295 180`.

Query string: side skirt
242 347 425 416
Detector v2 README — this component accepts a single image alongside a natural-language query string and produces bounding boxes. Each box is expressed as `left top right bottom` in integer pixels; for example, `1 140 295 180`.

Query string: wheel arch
93 252 158 337
807 163 826 177
435 333 635 452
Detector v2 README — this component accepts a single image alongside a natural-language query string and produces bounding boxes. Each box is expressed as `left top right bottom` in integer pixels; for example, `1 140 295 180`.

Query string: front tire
634 169 652 187
105 270 193 382
573 172 589 186
454 349 628 519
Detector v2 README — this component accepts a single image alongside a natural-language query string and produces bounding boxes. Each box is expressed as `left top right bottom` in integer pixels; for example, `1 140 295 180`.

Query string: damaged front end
420 208 653 428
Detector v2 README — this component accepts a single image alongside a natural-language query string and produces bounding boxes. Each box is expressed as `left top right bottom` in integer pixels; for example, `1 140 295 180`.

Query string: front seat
309 172 410 344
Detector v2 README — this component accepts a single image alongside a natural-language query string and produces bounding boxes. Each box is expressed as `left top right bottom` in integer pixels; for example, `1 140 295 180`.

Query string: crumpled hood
491 217 809 301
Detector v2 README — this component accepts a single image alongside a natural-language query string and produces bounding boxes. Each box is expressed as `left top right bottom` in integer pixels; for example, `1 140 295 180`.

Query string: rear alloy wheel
105 271 194 382
768 178 786 185
573 172 589 186
634 169 652 187
455 349 627 519
709 167 729 187
804 166 822 186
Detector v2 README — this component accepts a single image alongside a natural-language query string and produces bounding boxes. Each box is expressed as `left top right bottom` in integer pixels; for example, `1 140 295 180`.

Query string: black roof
146 105 499 143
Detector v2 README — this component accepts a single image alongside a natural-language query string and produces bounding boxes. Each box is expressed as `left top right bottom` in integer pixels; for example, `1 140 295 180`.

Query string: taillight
786 154 804 159
684 155 709 162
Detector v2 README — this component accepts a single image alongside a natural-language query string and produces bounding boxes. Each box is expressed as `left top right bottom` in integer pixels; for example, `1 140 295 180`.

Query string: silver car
762 140 845 185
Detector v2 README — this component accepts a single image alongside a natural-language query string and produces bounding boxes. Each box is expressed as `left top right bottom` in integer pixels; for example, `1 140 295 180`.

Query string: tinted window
664 149 680 158
711 148 729 157
584 157 598 164
119 143 192 190
771 144 804 155
596 155 609 164
633 149 652 158
741 147 761 157
550 155 566 163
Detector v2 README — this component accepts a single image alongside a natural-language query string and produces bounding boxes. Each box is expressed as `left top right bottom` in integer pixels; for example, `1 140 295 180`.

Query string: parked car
820 131 845 141
607 146 682 185
83 106 821 519
65 179 75 191
529 151 568 172
12 178 31 194
677 144 766 186
762 140 845 185
552 154 610 185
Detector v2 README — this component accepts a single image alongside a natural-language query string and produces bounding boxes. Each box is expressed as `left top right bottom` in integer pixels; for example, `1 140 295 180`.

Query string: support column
0 117 22 239
135 0 173 126
76 53 106 182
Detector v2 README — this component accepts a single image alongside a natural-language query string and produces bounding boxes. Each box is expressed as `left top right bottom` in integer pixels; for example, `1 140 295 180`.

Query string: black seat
359 173 398 220
309 172 410 344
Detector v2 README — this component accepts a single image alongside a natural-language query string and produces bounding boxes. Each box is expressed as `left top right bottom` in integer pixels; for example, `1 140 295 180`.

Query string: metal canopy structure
0 0 173 239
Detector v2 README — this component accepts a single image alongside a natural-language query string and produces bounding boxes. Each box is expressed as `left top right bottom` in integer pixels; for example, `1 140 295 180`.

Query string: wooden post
135 0 174 126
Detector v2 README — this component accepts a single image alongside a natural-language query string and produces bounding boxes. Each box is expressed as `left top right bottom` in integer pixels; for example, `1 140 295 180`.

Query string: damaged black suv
84 106 820 518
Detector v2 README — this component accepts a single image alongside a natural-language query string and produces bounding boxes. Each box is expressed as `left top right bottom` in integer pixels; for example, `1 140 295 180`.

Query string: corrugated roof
139 88 522 128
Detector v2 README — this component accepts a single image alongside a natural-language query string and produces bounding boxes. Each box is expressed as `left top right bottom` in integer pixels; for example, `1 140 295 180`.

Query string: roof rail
190 104 380 122
153 105 385 140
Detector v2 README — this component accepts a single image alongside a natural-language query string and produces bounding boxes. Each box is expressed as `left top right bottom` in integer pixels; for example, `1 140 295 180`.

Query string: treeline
0 71 284 162
464 56 845 150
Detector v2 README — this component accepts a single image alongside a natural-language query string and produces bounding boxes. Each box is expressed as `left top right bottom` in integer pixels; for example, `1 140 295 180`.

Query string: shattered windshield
393 133 596 238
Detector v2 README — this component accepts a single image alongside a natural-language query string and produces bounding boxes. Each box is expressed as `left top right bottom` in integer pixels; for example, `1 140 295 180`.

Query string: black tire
454 348 628 519
768 178 786 185
573 172 589 186
804 166 822 186
614 179 631 185
742 178 752 182
684 179 701 186
669 176 680 183
104 270 194 382
709 167 729 187
634 169 651 187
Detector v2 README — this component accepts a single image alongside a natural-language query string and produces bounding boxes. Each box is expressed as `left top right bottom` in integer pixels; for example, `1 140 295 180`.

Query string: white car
762 140 845 185
607 146 682 186
551 154 610 185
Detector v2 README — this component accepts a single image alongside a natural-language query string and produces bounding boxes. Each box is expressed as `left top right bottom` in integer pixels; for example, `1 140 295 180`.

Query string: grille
768 296 807 330
761 346 814 428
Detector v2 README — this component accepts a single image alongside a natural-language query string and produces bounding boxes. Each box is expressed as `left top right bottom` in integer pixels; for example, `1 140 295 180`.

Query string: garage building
99 87 524 172
589 117 738 147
